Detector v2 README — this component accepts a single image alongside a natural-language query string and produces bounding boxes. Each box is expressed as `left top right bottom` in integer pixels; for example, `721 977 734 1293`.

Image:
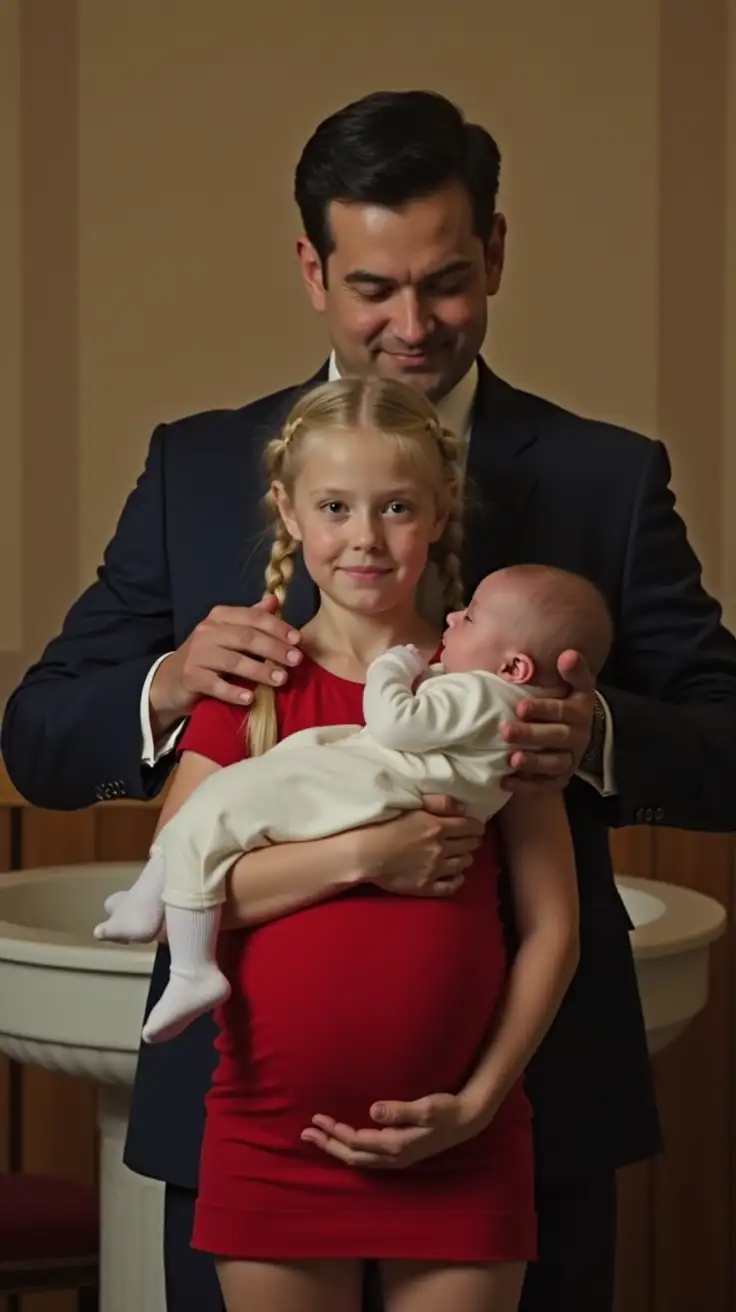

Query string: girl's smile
274 427 448 618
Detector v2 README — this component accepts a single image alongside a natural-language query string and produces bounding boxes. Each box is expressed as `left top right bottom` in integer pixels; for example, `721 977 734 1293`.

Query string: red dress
183 654 536 1262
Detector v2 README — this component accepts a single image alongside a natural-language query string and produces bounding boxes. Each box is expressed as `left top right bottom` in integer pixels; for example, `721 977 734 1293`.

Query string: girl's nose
352 512 383 550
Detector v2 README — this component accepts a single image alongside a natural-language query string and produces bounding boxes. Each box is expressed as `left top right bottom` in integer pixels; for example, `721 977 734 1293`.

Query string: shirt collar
327 352 478 440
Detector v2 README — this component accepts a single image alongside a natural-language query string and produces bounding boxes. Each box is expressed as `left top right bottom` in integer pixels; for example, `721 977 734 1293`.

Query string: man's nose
393 290 432 346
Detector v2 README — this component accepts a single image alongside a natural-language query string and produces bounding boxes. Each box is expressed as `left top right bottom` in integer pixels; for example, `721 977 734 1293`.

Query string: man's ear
485 213 507 297
296 236 327 312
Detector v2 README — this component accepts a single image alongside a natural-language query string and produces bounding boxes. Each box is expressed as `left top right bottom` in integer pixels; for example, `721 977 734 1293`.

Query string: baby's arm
456 793 580 1126
363 647 505 753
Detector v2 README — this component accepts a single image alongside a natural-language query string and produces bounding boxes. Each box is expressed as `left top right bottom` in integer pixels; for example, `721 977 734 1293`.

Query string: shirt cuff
140 654 187 766
577 692 617 797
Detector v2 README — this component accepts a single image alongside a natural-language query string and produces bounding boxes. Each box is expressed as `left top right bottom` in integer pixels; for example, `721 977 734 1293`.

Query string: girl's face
273 426 448 617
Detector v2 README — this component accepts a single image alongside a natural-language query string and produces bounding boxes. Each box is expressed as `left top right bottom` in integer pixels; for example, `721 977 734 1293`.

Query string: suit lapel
461 361 541 594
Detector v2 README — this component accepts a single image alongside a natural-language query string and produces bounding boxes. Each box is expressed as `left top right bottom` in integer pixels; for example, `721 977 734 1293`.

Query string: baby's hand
404 644 428 675
376 644 428 679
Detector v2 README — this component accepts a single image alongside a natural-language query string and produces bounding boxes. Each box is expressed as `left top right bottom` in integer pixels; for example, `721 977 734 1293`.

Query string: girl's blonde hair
248 376 465 757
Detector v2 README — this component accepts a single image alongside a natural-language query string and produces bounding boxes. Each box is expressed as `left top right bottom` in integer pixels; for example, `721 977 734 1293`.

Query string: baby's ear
500 652 536 685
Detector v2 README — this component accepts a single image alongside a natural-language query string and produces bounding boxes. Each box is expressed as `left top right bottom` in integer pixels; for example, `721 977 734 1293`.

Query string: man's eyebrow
344 270 396 288
344 259 474 290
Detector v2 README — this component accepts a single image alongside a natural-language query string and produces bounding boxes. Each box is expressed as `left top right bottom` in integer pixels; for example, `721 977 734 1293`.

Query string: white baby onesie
95 646 538 1043
159 647 536 910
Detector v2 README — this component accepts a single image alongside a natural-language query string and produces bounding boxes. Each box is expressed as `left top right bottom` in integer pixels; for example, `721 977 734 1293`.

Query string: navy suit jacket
5 360 736 1183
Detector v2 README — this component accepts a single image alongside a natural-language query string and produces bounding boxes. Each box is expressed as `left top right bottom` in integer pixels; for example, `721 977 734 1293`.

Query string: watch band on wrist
580 692 606 773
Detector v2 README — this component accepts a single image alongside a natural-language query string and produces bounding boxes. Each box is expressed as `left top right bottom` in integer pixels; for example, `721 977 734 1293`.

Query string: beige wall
0 2 21 656
0 0 733 709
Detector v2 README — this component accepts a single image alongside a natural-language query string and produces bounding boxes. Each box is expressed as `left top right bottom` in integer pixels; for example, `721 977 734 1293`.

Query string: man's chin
379 358 446 399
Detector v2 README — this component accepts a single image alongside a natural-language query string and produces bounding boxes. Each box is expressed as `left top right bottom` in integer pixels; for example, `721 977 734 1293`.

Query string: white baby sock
141 904 230 1044
93 848 166 943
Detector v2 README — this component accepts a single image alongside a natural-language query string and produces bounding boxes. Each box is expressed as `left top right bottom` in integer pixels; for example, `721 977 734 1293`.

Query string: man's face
297 183 505 403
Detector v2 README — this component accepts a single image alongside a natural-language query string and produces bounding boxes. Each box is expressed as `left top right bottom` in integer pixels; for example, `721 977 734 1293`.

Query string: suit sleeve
363 656 505 753
1 426 176 810
602 440 736 832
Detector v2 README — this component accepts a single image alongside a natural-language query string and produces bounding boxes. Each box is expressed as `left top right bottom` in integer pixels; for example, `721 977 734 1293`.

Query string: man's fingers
504 721 574 749
187 650 299 701
558 648 596 694
187 664 268 705
512 698 581 726
190 674 253 707
508 751 574 777
501 771 570 796
208 604 301 647
213 622 303 670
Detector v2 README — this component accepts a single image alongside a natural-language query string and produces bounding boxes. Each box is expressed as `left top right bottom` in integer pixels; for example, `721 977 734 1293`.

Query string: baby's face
441 576 535 682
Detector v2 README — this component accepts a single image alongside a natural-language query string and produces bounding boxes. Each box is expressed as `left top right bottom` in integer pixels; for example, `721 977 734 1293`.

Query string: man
4 90 736 1311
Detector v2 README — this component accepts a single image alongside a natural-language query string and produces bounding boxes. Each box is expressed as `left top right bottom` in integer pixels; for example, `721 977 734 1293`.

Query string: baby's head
441 565 613 690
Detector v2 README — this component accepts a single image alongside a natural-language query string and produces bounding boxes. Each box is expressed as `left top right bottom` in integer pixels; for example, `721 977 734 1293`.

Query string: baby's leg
93 847 165 943
382 1261 526 1312
217 1259 362 1312
141 901 230 1044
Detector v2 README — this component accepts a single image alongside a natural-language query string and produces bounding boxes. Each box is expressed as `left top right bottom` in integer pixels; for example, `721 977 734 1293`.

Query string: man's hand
358 795 484 897
301 1092 483 1169
149 595 303 732
501 650 596 796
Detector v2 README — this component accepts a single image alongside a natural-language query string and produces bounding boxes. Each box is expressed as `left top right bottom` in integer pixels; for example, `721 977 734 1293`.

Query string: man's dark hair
294 90 501 270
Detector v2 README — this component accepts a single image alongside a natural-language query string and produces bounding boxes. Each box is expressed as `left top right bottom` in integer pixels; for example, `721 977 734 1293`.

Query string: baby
95 563 612 1043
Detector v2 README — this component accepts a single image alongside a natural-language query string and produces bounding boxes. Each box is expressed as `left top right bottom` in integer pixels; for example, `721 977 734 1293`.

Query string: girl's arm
155 751 477 930
154 750 369 930
458 791 580 1125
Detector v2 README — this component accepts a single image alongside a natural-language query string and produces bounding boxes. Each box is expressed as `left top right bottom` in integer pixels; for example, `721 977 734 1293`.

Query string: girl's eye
385 502 411 516
321 501 347 516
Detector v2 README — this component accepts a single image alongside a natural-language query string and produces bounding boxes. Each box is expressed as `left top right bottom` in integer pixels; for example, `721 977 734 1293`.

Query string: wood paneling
0 771 732 1310
611 826 656 1312
650 831 733 1312
95 808 159 862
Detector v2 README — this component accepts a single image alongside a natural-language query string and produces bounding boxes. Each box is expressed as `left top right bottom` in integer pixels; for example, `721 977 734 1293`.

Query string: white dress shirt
139 356 615 795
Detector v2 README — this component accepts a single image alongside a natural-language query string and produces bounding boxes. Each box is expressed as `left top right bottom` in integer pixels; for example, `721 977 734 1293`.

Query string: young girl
153 377 579 1312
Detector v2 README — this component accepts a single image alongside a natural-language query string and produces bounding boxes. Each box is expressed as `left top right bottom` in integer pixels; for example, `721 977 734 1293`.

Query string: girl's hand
356 795 483 897
301 1091 484 1169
